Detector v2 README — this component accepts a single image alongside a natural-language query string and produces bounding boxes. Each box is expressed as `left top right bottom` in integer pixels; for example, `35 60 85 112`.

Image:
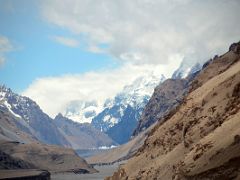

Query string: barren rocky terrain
107 42 240 179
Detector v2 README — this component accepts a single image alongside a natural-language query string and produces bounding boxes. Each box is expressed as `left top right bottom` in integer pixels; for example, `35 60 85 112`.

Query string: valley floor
51 163 121 180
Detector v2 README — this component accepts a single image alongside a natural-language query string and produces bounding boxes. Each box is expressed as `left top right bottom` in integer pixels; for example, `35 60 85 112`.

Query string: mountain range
0 50 204 148
63 61 202 145
0 89 97 174
0 86 115 149
0 86 70 146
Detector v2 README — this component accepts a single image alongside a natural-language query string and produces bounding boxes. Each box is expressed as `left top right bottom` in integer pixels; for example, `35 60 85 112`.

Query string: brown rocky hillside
107 41 240 180
0 140 97 173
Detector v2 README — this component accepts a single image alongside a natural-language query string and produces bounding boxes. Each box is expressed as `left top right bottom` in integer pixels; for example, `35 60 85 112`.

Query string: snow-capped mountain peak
0 85 35 121
63 73 165 126
91 72 166 142
115 73 166 108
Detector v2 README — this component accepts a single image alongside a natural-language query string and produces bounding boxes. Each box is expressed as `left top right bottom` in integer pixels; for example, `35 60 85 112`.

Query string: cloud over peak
22 61 180 118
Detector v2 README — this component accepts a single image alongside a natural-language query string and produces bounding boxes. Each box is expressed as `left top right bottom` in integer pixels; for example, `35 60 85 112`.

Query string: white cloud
52 36 79 47
0 35 14 66
22 59 181 118
41 0 240 65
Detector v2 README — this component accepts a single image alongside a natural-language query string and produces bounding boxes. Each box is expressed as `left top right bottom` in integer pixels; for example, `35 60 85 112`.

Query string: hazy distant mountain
54 113 116 149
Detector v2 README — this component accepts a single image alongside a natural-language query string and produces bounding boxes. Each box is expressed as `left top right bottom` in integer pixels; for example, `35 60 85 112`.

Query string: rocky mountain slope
0 86 70 146
133 79 188 136
92 74 166 144
0 140 96 173
0 105 38 144
54 113 116 149
107 41 240 179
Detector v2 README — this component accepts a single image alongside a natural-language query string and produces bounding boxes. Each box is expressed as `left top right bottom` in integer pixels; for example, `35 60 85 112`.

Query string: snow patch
109 117 118 125
0 91 6 100
103 115 110 122
97 145 117 150
3 101 22 119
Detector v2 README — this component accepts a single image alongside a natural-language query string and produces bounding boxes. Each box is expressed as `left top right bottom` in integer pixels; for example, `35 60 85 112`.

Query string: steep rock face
54 114 116 149
107 42 240 180
0 87 70 147
133 79 188 136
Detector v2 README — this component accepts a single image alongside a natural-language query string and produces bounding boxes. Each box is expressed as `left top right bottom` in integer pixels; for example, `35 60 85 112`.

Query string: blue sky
0 0 117 93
